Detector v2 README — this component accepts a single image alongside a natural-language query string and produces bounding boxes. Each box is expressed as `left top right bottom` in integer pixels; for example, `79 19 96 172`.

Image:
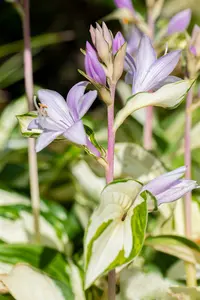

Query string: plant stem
22 0 40 243
106 84 116 300
143 3 154 150
184 87 197 286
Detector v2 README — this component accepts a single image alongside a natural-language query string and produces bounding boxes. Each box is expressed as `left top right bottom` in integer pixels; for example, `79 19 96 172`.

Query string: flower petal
142 166 186 196
66 81 89 120
139 50 181 92
63 120 87 145
78 90 97 119
133 35 157 93
28 119 40 130
167 9 191 35
35 130 63 152
156 179 198 205
38 89 73 127
114 0 135 13
127 26 142 55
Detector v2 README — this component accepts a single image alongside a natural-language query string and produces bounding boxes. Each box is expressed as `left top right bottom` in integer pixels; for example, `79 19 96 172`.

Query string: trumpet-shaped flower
142 166 198 206
167 9 191 35
28 82 99 154
125 34 181 94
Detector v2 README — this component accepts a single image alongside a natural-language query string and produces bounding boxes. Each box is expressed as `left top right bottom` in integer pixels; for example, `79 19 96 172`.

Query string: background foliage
1 0 200 299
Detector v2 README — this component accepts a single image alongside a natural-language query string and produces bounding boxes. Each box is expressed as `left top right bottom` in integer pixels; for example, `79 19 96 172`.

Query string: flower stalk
143 0 154 150
106 84 117 300
184 87 197 286
22 0 40 243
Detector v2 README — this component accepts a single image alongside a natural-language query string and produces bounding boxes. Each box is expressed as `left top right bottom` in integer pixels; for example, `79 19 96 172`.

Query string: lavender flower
190 25 200 57
85 42 106 85
142 166 198 206
125 34 181 94
168 9 191 35
114 0 135 14
28 82 99 155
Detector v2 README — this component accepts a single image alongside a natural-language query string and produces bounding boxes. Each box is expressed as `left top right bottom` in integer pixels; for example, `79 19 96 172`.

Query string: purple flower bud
85 42 107 85
113 32 125 54
114 0 135 13
190 24 200 57
167 9 191 35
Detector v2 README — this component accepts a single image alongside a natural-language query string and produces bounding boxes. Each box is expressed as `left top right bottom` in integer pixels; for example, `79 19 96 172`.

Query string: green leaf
0 264 69 300
84 180 148 289
16 112 41 138
114 143 166 183
145 235 200 264
0 97 27 150
0 188 70 252
114 80 191 132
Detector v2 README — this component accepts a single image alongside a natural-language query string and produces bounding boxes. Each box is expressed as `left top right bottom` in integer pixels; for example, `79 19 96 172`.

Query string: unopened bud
113 43 127 84
102 22 113 49
190 24 200 57
85 42 106 85
99 87 112 105
95 28 111 65
113 32 126 54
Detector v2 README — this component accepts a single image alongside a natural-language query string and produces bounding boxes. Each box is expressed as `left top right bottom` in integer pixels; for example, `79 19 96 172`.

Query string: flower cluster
84 22 127 103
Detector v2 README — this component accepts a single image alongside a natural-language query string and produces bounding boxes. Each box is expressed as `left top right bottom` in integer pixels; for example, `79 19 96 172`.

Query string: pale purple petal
138 50 181 92
28 118 40 130
85 42 106 85
63 120 87 145
35 130 63 152
78 90 97 119
142 166 186 196
114 0 135 13
66 81 89 121
157 180 198 205
125 52 136 72
168 9 191 35
113 32 125 54
152 75 181 90
127 26 142 54
38 90 74 126
86 137 101 157
133 35 157 93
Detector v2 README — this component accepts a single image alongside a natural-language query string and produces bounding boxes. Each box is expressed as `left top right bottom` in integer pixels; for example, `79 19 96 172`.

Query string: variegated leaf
84 180 149 289
114 80 192 132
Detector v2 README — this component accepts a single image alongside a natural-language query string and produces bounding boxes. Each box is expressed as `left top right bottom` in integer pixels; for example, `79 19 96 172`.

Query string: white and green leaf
84 180 149 289
114 80 192 132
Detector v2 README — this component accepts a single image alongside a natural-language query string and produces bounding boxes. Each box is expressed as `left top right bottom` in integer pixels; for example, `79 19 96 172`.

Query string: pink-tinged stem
184 87 197 286
106 84 116 300
22 0 40 243
143 4 154 150
143 106 153 150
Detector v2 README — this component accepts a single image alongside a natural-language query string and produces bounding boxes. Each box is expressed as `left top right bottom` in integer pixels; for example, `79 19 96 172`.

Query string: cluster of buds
83 22 127 105
187 25 200 78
